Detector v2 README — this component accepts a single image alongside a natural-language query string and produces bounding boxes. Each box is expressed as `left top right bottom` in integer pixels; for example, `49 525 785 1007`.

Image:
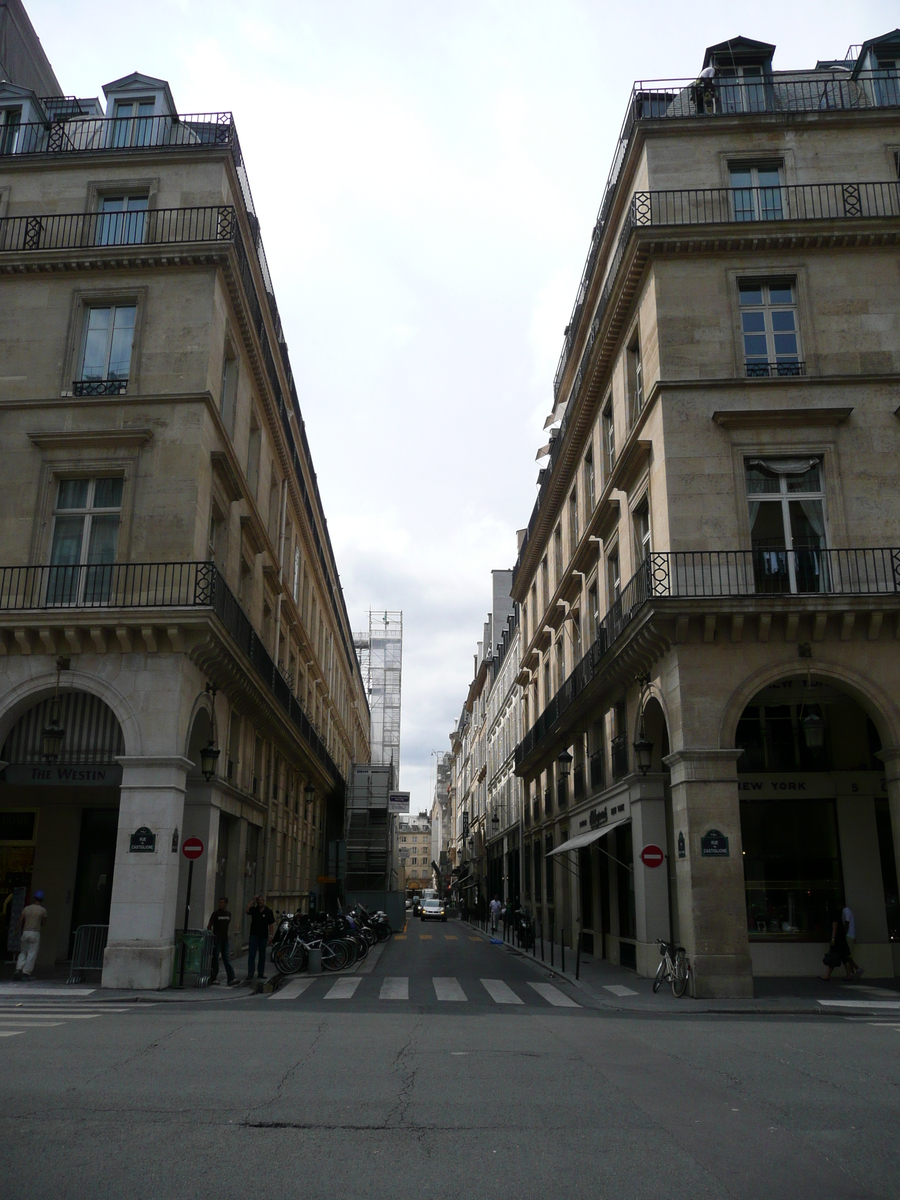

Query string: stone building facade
512 33 900 996
0 41 369 987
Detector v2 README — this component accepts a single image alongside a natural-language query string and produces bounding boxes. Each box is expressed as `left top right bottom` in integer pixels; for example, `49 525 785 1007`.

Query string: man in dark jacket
245 894 275 981
207 897 237 984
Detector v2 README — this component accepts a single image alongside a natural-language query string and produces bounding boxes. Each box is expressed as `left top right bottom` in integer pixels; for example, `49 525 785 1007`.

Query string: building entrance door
69 808 118 955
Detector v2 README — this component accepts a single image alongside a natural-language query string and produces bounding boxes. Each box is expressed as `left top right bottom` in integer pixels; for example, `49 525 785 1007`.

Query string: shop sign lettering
3 764 123 786
589 807 608 829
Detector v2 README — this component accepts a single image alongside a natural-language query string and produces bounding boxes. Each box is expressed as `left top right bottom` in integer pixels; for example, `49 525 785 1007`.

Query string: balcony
0 112 234 159
72 379 128 396
515 547 900 769
610 735 629 782
0 560 342 785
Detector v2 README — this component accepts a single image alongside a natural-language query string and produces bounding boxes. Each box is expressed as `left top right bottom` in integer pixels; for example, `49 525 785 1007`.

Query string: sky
27 0 899 810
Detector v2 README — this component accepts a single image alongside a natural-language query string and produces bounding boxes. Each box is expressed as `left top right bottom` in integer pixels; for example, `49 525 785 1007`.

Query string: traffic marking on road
527 982 581 1008
603 984 639 997
469 936 481 941
270 978 316 1000
433 977 467 1002
393 935 407 940
379 977 408 1001
0 1031 25 1037
419 934 432 940
324 977 362 1000
0 988 96 997
481 979 523 1005
819 1000 900 1009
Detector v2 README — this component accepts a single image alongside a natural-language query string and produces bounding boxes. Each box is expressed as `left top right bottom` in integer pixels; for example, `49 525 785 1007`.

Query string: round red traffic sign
182 836 204 860
640 844 665 869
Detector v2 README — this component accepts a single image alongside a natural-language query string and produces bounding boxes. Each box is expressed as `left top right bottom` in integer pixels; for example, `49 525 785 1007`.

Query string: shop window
735 703 829 772
741 798 842 940
874 799 900 941
76 304 135 395
48 476 123 604
615 823 636 940
739 280 802 377
746 457 826 593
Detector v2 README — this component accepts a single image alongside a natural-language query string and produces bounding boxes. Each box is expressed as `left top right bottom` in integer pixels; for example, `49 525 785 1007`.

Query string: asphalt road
1 919 898 1200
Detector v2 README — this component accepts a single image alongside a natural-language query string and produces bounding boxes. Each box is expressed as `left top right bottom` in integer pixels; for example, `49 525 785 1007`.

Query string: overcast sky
28 0 898 808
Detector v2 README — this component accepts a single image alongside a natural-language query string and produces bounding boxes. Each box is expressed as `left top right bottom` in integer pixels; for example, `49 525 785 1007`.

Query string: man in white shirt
14 889 46 980
489 896 502 935
842 904 863 978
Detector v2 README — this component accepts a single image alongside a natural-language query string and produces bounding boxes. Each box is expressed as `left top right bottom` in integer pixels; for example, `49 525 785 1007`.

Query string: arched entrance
0 690 125 966
732 674 897 976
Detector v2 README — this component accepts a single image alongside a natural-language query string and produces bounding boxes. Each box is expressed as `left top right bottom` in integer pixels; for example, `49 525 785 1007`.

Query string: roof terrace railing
0 204 235 252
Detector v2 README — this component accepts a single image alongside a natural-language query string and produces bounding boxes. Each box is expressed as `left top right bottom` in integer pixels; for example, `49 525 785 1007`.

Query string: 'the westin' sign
4 764 124 786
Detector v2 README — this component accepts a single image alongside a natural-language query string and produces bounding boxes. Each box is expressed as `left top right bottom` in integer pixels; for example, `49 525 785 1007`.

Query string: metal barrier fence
67 924 108 984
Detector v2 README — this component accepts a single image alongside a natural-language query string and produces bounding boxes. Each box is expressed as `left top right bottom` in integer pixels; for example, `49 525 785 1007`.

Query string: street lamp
304 782 316 804
801 711 825 750
557 749 573 779
634 674 653 775
491 811 500 834
41 656 70 763
200 741 220 781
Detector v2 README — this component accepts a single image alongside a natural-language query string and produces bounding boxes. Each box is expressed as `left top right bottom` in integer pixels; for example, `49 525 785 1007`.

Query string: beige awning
547 815 630 856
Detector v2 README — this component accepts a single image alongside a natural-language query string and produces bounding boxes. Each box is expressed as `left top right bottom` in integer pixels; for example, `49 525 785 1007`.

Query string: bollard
540 917 544 962
561 930 565 975
308 947 323 974
576 929 582 981
550 919 554 968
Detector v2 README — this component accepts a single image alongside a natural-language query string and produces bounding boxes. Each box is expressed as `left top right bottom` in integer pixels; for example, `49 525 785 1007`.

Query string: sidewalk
463 920 900 1015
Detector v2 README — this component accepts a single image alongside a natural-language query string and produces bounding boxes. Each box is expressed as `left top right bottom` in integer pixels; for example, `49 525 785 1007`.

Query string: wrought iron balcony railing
73 378 128 396
0 205 236 253
0 560 342 783
515 546 900 766
610 734 629 782
745 361 806 379
0 112 234 159
631 181 900 227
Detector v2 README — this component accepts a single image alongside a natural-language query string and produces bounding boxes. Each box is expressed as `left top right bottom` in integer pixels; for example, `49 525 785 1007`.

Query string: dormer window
0 107 22 155
111 99 155 148
700 36 775 114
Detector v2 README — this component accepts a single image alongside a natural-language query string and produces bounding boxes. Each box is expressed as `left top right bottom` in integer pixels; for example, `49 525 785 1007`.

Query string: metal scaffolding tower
352 610 403 777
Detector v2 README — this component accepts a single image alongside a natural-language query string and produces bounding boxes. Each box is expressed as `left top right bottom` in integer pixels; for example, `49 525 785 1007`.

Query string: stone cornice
28 427 154 450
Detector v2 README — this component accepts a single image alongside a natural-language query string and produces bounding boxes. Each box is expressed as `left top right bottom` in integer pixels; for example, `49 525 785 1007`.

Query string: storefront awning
547 815 630 856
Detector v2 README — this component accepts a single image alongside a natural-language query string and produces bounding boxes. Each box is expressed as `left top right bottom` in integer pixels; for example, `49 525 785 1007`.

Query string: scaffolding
352 610 403 776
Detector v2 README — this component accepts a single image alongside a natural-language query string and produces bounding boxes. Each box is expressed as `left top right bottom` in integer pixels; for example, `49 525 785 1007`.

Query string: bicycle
653 938 691 998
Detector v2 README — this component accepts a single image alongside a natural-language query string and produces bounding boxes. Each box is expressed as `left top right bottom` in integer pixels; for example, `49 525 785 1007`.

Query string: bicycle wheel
322 939 349 971
672 950 690 998
652 959 667 994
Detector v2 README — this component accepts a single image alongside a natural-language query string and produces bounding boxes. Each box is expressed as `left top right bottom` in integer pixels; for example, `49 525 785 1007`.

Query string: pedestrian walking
841 902 864 978
821 904 854 980
13 889 46 981
207 897 237 985
245 894 275 981
490 895 501 934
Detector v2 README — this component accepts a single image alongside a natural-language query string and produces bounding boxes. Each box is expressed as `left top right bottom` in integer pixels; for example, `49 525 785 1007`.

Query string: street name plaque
700 828 729 857
129 826 156 853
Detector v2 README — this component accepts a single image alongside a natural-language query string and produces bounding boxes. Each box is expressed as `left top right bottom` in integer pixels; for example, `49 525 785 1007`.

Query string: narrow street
2 921 898 1199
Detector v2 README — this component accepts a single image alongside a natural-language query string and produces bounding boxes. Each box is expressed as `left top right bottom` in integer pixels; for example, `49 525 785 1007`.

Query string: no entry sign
640 844 665 869
181 836 204 860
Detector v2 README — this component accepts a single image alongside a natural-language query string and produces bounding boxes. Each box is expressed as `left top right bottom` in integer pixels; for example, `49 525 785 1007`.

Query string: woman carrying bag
821 905 854 980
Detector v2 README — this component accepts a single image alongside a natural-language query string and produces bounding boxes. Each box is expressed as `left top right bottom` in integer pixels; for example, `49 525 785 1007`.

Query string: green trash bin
171 929 214 988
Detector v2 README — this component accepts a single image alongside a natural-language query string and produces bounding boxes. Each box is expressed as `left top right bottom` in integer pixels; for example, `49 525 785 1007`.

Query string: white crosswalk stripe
269 978 316 1000
0 999 152 1038
324 977 362 1000
480 979 523 1005
379 977 408 1000
433 977 467 1002
527 982 581 1008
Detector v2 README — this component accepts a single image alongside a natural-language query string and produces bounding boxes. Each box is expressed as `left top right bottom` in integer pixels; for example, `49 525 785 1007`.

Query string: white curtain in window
748 458 818 474
797 500 826 538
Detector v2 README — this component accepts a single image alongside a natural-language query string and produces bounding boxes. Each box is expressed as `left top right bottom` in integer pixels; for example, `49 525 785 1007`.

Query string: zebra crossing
0 991 155 1038
268 975 581 1008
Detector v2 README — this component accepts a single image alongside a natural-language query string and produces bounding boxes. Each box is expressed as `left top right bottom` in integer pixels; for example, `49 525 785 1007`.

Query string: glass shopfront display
741 797 841 940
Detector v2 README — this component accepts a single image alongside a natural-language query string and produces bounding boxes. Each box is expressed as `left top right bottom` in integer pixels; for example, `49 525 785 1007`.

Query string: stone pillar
630 774 671 978
102 756 193 990
181 788 220 941
664 748 753 998
877 748 900 972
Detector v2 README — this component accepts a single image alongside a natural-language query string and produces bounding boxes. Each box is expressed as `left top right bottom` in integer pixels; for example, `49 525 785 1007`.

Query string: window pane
50 514 85 564
729 169 753 188
757 169 781 188
82 307 112 378
743 334 768 357
108 306 136 378
739 286 763 306
741 311 765 333
750 501 786 546
786 463 821 493
93 477 124 508
773 333 798 356
771 311 795 332
57 479 90 509
768 285 794 305
789 500 825 547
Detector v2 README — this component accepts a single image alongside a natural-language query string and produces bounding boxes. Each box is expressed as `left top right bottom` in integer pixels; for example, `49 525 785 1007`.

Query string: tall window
247 422 261 497
739 281 801 377
540 557 549 611
627 332 643 422
48 477 123 604
602 397 615 477
220 344 239 437
555 637 565 692
96 195 147 246
584 448 595 515
111 99 155 147
77 305 135 394
730 163 783 222
553 526 563 586
606 548 620 604
586 582 598 642
0 107 22 155
568 489 579 555
746 457 826 593
718 64 767 113
633 498 651 563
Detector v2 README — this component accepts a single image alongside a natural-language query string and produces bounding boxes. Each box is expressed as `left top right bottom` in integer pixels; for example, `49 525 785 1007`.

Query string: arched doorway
733 674 896 975
0 690 125 964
